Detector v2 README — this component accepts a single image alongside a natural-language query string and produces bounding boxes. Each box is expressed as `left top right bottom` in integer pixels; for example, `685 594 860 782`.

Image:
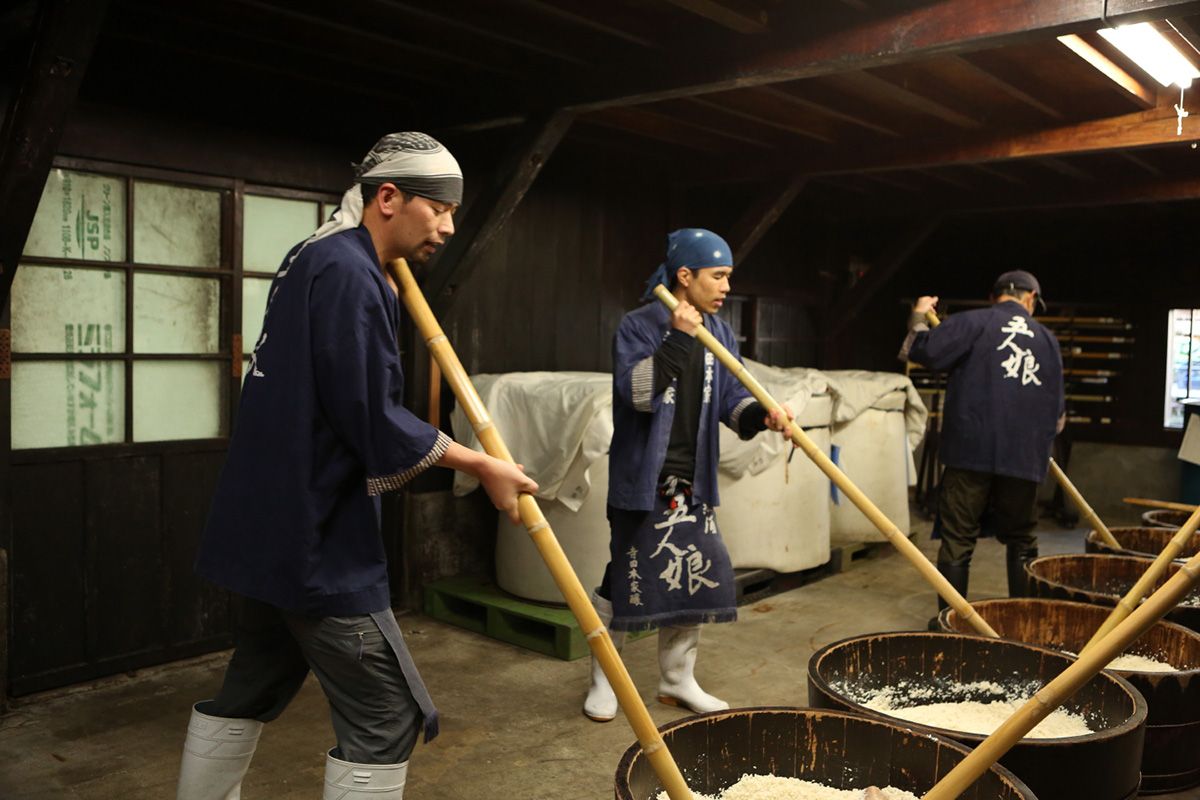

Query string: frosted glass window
23 169 126 261
242 277 272 353
134 273 220 354
133 362 226 441
133 181 221 268
10 265 126 354
243 195 317 270
321 203 338 225
12 361 126 449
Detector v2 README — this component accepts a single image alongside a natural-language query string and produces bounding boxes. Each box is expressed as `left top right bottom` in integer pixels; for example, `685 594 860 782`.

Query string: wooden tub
1026 553 1200 634
937 597 1200 793
807 631 1146 800
614 706 1036 800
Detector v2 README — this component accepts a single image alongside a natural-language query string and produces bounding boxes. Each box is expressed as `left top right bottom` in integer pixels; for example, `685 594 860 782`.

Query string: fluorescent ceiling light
1098 22 1200 88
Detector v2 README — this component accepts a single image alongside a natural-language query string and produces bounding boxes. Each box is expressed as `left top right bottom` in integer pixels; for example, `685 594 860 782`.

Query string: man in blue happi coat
175 133 537 800
583 228 792 722
900 270 1064 629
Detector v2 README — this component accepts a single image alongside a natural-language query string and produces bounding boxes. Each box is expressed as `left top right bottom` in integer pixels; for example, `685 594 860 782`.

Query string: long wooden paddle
1123 496 1198 512
1079 504 1200 655
394 260 694 800
656 287 998 638
922 309 1122 550
922 547 1200 800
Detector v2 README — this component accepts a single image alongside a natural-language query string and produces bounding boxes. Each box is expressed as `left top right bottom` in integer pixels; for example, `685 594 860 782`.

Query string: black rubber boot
928 561 970 631
1006 544 1038 598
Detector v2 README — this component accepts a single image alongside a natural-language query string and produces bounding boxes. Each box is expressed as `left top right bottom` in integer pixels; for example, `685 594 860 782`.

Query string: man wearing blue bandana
175 133 537 800
583 228 793 722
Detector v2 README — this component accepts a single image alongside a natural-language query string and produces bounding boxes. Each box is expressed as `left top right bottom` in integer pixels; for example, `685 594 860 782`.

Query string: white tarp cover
450 371 612 511
449 365 925 511
717 359 829 478
821 369 928 450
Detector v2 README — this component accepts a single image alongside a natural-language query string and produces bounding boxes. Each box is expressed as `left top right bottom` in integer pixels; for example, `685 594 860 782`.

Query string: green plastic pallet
424 575 653 661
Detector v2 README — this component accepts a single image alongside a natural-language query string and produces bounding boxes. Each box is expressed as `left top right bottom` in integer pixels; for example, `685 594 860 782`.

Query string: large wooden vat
1085 526 1200 561
938 598 1200 794
1027 553 1200 634
614 707 1036 800
1142 509 1192 529
807 632 1147 800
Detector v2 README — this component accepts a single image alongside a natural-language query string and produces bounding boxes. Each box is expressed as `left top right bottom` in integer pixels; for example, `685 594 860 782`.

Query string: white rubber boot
656 625 729 713
582 591 626 722
176 704 263 800
323 748 408 799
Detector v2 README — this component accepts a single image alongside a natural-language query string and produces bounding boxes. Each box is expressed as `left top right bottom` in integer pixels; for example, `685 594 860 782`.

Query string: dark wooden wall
820 201 1200 448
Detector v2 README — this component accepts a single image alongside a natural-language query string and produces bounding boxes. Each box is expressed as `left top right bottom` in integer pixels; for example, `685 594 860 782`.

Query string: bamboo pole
394 260 693 800
923 309 1122 550
922 549 1200 800
1123 496 1198 512
657 287 998 638
1048 458 1122 550
1079 504 1200 654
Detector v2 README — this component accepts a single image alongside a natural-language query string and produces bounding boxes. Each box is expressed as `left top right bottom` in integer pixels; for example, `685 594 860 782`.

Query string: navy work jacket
196 227 448 615
608 302 755 511
909 300 1064 484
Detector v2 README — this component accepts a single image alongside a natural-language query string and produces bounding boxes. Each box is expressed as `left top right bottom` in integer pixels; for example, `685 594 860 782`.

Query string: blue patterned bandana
641 228 733 302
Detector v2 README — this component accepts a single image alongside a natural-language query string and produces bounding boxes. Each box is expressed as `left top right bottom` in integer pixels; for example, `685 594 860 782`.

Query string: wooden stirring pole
1079 504 1200 655
657 287 998 638
1123 496 1198 513
922 547 1200 800
394 260 693 800
923 309 1122 550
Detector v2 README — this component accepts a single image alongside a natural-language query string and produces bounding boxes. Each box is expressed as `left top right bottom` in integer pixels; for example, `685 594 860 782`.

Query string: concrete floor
1 519 1197 799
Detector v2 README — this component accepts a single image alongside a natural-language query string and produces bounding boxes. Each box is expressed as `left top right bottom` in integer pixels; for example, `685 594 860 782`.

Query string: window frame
8 156 339 461
1164 307 1200 431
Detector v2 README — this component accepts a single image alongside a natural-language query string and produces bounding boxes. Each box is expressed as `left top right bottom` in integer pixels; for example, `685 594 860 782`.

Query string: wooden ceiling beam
0 0 110 307
423 110 575 315
950 53 1067 121
586 106 775 153
1057 33 1157 108
363 0 595 67
727 174 808 263
659 0 769 34
755 85 902 137
560 0 1200 112
826 214 945 336
685 96 837 144
839 68 985 129
511 0 661 49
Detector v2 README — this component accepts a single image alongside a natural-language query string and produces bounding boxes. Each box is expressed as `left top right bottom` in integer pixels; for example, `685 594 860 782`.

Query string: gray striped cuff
366 431 452 495
631 357 655 412
729 396 757 428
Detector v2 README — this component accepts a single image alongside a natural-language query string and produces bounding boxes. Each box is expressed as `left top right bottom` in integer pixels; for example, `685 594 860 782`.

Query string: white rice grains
656 775 918 800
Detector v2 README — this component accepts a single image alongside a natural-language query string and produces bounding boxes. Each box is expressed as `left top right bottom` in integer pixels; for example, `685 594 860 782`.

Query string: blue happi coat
608 302 756 511
196 226 450 616
909 300 1064 484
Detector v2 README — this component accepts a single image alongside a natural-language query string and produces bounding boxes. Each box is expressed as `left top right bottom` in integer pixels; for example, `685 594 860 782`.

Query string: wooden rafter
727 174 807 263
1057 33 1157 107
685 96 837 143
755 85 901 137
0 0 111 307
950 53 1067 121
826 214 945 336
836 68 985 129
422 110 575 315
561 0 1200 112
660 0 769 34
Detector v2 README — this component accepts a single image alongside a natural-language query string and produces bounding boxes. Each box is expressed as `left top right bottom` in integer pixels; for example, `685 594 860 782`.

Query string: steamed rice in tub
837 679 1093 738
657 776 917 800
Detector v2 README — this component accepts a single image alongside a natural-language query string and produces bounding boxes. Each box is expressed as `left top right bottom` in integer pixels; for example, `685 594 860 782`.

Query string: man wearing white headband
176 133 536 800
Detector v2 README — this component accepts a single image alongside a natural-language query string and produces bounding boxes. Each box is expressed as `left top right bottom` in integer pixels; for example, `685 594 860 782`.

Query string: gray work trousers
937 466 1039 565
200 597 421 764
